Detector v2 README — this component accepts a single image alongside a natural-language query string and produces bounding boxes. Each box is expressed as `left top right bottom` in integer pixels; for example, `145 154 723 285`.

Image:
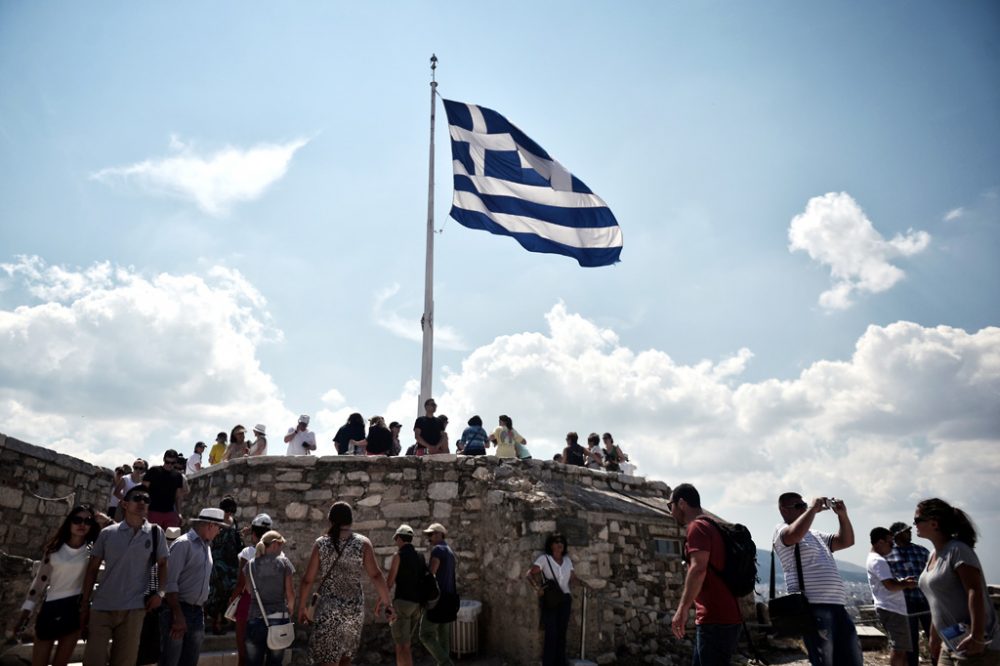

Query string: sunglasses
128 495 151 504
783 502 808 510
70 515 96 526
913 516 931 524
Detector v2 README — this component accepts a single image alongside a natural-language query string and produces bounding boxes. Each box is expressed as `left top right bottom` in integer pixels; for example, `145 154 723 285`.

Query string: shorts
390 598 422 645
35 594 82 641
876 608 913 652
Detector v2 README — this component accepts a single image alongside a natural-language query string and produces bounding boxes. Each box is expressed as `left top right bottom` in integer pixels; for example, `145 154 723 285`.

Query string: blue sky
1 2 998 575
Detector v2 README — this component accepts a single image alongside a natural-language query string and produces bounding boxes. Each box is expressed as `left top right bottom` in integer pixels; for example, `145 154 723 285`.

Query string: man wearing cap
420 523 458 666
159 507 226 666
886 521 932 666
186 443 206 474
284 415 317 455
389 421 403 456
248 424 268 456
81 484 169 666
384 524 428 666
144 450 187 529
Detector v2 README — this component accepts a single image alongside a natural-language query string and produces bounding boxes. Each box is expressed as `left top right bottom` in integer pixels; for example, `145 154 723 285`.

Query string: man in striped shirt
773 492 862 666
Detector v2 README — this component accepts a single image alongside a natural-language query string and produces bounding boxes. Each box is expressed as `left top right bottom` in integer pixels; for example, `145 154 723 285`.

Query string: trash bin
451 600 482 657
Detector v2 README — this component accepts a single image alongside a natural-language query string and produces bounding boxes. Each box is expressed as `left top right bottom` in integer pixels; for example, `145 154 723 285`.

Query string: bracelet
970 637 989 645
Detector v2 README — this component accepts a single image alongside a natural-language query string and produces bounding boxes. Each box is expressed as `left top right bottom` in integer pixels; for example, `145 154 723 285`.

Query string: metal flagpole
418 54 438 416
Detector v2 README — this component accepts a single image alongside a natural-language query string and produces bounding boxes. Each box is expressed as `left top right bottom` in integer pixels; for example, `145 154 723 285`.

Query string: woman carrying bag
244 531 296 666
524 533 586 666
11 504 100 666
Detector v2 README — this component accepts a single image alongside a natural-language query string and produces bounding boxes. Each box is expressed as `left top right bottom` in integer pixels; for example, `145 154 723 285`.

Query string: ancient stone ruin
1 432 690 664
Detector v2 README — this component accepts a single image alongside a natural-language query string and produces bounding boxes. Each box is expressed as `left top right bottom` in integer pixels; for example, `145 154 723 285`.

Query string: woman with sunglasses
913 498 999 664
12 504 100 666
524 533 586 666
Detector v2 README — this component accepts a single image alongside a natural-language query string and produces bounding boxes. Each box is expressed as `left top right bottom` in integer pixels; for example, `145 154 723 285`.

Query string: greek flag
442 99 622 267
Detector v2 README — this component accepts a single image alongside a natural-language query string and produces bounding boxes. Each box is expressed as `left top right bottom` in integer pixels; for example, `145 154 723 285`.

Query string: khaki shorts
876 608 912 652
390 599 422 645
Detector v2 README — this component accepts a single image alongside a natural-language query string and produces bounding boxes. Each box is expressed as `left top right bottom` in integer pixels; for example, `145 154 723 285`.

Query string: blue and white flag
442 99 622 267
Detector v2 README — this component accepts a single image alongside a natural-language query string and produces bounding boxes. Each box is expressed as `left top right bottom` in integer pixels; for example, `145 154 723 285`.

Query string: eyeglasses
70 515 96 526
128 495 151 504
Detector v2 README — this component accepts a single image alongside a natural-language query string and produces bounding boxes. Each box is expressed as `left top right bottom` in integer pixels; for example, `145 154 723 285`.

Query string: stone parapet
186 454 684 664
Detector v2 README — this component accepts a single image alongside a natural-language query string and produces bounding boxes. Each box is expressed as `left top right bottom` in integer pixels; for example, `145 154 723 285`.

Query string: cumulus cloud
788 192 931 309
0 256 296 466
91 135 308 216
372 283 468 351
426 303 1000 568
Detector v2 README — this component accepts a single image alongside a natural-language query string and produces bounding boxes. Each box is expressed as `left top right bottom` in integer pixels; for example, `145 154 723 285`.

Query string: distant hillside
757 549 868 585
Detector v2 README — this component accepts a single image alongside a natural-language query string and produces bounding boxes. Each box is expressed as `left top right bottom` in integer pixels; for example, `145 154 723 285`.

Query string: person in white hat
284 415 317 456
160 507 227 666
247 425 268 457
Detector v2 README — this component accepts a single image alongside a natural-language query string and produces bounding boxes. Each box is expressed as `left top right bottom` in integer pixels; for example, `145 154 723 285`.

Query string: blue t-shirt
430 542 456 595
460 426 488 453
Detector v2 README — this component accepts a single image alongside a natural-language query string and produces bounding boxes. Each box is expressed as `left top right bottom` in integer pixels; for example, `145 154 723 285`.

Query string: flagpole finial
430 54 437 86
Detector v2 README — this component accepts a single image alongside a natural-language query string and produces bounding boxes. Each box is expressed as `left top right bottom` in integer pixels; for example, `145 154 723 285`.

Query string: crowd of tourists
8 396 997 666
14 476 998 666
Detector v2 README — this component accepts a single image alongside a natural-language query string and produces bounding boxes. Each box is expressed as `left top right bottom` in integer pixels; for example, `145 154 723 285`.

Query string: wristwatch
156 590 166 598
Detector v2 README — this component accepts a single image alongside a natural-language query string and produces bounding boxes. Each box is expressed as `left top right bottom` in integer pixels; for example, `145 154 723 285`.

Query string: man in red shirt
668 483 742 666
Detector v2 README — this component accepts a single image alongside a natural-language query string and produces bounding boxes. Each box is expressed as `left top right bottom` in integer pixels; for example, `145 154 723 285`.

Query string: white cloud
91 136 308 216
426 303 1000 569
0 256 296 467
372 283 468 351
943 207 966 222
788 192 931 310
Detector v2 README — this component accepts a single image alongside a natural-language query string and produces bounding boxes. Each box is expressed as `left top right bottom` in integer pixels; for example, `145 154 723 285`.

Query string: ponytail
327 502 354 554
916 498 978 548
254 540 267 558
951 507 978 547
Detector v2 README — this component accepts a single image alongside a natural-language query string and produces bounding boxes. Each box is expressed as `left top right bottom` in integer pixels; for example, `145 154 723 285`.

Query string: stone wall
0 433 115 631
185 454 686 665
0 433 114 559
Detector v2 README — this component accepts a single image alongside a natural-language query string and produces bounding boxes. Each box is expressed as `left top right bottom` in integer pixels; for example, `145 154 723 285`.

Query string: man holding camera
284 414 316 455
773 492 862 666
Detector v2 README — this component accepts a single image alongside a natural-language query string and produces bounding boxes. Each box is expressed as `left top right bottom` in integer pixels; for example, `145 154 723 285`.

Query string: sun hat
253 424 266 435
190 507 227 525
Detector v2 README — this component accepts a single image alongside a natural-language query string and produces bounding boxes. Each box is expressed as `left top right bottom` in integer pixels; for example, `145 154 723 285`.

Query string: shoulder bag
540 556 565 610
248 559 294 650
304 537 348 622
136 526 162 665
767 542 816 635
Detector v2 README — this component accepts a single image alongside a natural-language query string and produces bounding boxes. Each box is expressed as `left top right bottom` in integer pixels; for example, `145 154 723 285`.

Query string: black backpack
419 565 440 608
566 444 586 467
699 517 759 597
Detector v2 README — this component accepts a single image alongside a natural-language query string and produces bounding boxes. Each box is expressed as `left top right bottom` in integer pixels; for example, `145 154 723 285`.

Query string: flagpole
418 54 437 416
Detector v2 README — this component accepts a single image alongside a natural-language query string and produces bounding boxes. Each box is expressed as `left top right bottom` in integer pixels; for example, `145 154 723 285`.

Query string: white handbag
248 560 295 650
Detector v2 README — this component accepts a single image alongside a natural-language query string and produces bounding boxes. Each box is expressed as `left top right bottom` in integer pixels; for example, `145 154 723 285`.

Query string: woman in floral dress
298 502 394 666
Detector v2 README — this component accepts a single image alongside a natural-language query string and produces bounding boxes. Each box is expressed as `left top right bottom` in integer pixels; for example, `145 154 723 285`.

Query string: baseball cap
394 524 414 538
251 513 273 528
889 521 911 536
423 522 447 536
